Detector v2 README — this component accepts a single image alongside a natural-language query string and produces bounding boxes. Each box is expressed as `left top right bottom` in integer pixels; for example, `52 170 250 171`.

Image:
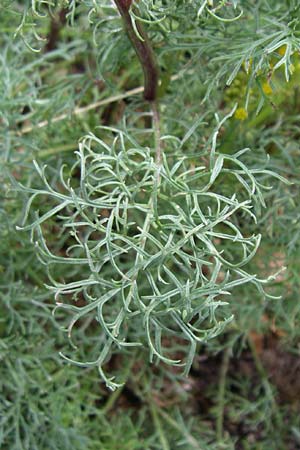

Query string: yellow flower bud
262 82 273 96
278 45 286 56
234 107 248 121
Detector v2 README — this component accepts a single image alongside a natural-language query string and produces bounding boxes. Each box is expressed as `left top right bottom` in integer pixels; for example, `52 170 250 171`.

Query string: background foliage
1 1 300 449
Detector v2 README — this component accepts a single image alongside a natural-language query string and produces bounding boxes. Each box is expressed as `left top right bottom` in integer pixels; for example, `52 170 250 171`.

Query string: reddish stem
114 0 159 101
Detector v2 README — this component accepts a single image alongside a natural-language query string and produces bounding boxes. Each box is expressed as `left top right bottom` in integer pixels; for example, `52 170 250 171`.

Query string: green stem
149 400 170 450
123 102 162 310
26 143 76 160
114 0 159 101
152 101 162 166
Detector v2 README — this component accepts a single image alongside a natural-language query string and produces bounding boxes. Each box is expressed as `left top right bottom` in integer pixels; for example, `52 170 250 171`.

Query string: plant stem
114 0 159 101
152 101 162 167
149 400 170 450
25 143 76 160
45 8 67 52
123 103 162 313
19 72 189 135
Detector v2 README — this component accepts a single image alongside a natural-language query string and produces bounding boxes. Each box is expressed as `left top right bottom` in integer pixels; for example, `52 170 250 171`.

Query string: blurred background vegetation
1 1 300 449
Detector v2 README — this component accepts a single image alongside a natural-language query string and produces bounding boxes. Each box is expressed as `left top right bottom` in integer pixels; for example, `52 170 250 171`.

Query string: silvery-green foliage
8 0 291 391
12 1 300 106
16 113 282 389
2 1 300 448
